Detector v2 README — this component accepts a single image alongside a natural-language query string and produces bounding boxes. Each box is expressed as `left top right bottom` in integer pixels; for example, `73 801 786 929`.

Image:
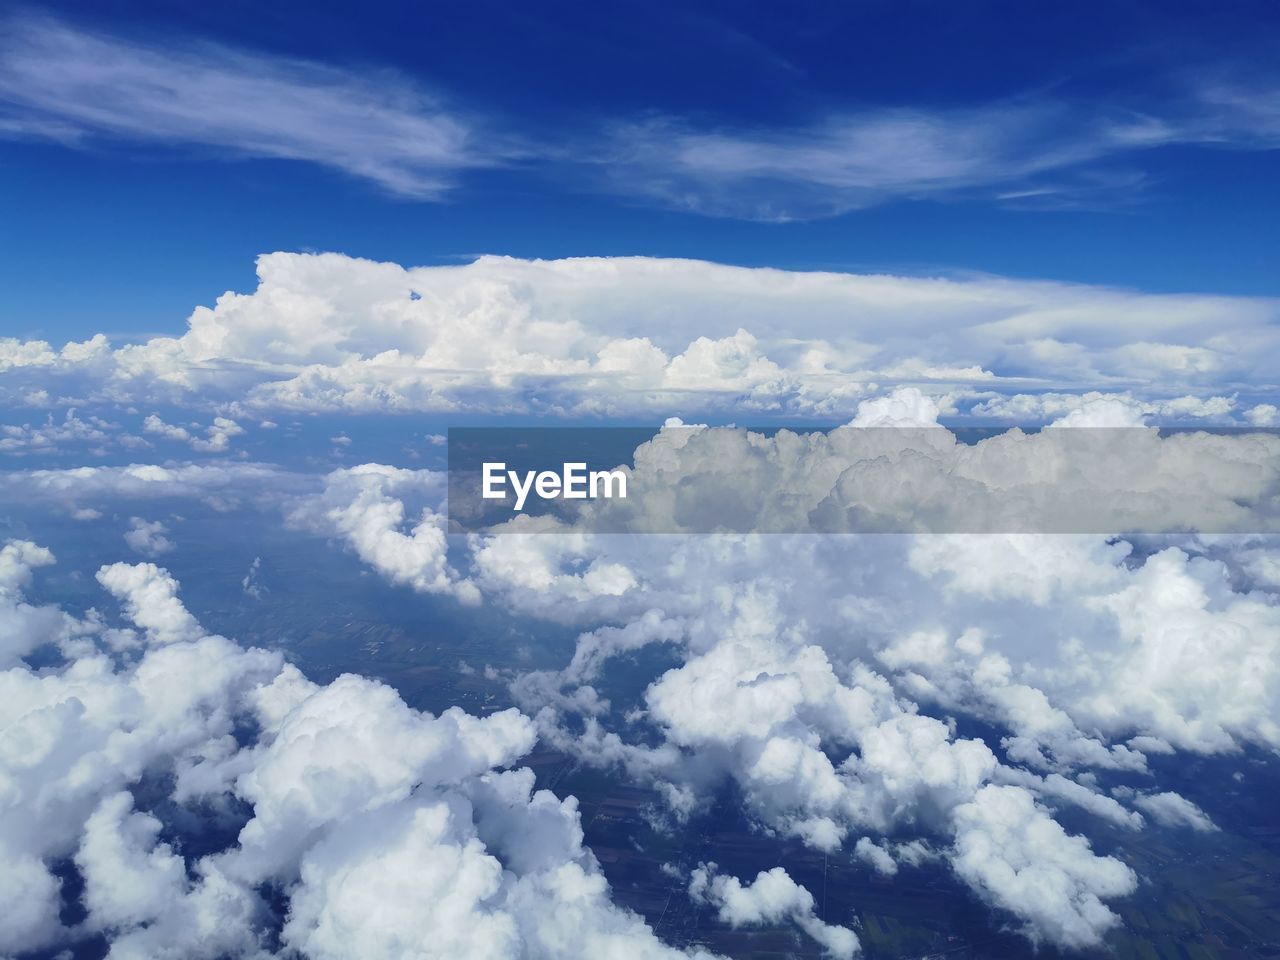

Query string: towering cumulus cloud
0 542 718 959
1 253 1276 419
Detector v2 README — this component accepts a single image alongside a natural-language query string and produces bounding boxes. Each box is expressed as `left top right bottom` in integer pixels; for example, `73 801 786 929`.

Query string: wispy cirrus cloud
592 85 1280 220
2 14 1278 218
592 105 1164 219
0 15 512 198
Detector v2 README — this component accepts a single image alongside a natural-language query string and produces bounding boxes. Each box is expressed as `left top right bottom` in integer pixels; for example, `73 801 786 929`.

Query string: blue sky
4 10 1280 959
1 0 1278 342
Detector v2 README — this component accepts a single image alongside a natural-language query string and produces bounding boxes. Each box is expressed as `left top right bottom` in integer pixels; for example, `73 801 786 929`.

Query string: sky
2 0 1279 343
4 7 1280 960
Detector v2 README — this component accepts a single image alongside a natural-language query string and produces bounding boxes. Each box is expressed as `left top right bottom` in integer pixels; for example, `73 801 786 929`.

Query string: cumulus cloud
96 560 204 644
123 516 175 557
191 416 245 452
1076 547 1280 753
3 253 1278 417
516 411 1280 535
0 461 307 517
882 535 1280 760
853 837 897 876
3 427 1270 954
0 539 72 666
144 413 245 452
0 333 109 373
492 537 1147 949
286 463 479 604
0 248 1272 958
241 556 266 599
0 408 118 453
404 422 1280 780
0 544 719 959
1132 791 1218 832
440 474 1274 950
952 785 1137 949
1246 402 1279 426
142 413 192 442
972 390 1237 424
105 384 1259 953
689 864 859 958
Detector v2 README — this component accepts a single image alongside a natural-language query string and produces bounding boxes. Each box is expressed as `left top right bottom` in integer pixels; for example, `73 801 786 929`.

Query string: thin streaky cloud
0 15 512 198
592 86 1279 220
1 14 1277 219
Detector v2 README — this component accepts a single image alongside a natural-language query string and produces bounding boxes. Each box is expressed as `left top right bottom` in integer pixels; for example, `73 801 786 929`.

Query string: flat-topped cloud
2 253 1274 419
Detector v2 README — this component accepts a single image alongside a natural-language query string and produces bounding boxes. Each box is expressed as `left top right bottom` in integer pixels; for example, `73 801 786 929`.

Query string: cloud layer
0 543 720 959
3 390 1276 954
2 253 1276 420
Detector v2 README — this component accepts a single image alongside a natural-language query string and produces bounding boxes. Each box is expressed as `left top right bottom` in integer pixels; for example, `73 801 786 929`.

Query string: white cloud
846 385 942 427
143 413 245 453
2 11 1279 223
498 541 1139 948
0 539 72 667
286 463 479 604
190 416 244 453
690 864 859 958
0 247 1273 958
96 561 204 644
1133 791 1218 832
242 556 265 599
1246 402 1279 426
890 536 1280 758
4 254 1278 417
0 461 305 515
0 558 285 953
853 837 897 876
76 791 190 933
972 391 1236 424
0 16 501 199
186 404 1275 953
523 409 1280 535
952 785 1137 949
0 333 109 372
0 408 116 453
124 517 175 557
0 545 719 959
460 514 1275 947
595 85 1280 220
1077 548 1280 753
143 413 191 441
7 440 1271 953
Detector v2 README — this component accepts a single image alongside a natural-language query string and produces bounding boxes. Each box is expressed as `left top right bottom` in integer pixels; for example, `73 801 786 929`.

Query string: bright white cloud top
0 546 726 960
1 253 1277 421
